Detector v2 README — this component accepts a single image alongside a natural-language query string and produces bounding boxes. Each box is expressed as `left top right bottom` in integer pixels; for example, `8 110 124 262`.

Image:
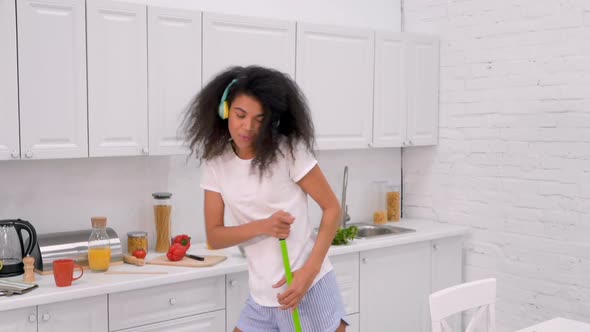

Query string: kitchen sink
353 223 415 239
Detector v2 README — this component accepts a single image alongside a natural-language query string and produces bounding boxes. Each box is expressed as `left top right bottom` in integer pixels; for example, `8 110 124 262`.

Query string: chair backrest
429 278 496 332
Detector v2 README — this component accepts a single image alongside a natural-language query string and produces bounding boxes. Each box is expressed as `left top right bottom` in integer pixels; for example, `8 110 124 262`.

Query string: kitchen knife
185 254 205 261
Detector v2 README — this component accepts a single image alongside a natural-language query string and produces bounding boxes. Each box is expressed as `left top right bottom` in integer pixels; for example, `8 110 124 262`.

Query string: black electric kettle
0 219 37 277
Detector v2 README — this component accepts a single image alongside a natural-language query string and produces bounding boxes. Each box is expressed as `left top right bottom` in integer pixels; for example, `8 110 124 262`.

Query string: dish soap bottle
88 216 111 272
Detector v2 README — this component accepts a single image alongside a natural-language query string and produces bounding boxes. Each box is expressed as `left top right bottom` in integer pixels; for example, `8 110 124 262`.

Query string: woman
184 66 347 332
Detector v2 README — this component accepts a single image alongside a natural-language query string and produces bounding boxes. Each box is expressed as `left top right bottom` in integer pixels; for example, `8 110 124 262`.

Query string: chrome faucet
341 166 351 228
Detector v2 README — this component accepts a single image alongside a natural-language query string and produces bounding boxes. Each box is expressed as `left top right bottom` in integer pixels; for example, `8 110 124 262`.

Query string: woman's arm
275 164 341 309
204 190 294 249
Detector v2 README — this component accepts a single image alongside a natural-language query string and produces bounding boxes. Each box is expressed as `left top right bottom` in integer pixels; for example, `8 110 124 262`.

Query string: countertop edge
0 219 469 312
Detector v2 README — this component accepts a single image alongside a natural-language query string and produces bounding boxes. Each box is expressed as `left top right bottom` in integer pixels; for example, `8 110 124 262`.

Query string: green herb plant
332 225 359 245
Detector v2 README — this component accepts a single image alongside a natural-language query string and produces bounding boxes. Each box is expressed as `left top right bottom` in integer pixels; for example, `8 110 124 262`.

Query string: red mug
53 259 84 287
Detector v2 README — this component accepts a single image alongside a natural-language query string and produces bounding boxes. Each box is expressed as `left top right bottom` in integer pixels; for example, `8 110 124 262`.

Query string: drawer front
117 310 225 332
109 276 225 331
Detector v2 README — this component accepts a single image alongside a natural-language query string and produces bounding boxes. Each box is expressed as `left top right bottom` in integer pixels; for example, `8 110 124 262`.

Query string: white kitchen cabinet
374 32 440 148
360 242 431 332
202 13 296 84
373 32 406 148
17 0 88 160
431 236 463 331
331 252 359 315
38 295 108 332
405 33 440 146
296 23 374 150
345 313 359 332
109 276 225 331
147 7 201 156
226 271 249 332
118 310 225 332
0 0 20 160
87 0 148 157
0 306 36 332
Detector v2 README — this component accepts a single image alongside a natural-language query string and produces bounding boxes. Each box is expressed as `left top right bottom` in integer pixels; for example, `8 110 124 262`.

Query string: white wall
402 1 590 330
0 0 401 252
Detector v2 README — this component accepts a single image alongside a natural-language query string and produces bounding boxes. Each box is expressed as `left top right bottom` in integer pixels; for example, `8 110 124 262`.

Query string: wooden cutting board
147 255 227 268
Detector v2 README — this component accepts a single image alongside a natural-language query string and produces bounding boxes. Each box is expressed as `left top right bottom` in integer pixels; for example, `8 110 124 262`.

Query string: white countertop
0 219 467 312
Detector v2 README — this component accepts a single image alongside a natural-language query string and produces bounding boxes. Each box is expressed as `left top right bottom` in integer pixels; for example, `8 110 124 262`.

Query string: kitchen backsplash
0 148 400 249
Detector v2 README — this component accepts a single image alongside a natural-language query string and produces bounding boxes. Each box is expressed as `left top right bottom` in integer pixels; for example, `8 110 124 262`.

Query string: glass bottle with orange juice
88 217 111 272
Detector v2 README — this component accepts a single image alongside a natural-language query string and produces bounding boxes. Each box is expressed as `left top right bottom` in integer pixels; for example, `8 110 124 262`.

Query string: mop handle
279 239 303 332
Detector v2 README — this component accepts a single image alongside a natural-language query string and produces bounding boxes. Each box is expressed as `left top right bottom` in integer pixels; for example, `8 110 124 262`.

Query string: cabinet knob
367 143 373 148
142 147 149 154
42 313 51 321
28 314 36 323
402 141 407 146
25 151 33 158
11 150 19 158
169 298 177 305
433 244 438 251
229 280 238 287
362 258 368 264
409 140 414 145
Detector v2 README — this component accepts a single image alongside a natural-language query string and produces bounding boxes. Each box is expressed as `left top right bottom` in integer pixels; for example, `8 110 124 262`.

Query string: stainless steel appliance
30 228 123 274
0 219 37 277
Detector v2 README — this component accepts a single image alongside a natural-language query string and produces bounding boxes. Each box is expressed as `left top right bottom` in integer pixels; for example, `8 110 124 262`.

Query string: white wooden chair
429 278 496 332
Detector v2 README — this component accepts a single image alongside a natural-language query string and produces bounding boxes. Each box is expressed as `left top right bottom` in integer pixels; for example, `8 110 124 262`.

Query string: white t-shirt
200 141 333 306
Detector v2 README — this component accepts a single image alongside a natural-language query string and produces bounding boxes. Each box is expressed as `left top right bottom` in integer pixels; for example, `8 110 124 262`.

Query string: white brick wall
402 0 590 330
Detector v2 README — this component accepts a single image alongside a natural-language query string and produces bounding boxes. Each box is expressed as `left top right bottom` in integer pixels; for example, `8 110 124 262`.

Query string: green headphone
218 79 237 119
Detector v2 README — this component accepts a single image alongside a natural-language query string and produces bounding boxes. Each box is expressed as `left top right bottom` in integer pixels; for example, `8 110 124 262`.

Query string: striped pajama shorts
236 270 348 332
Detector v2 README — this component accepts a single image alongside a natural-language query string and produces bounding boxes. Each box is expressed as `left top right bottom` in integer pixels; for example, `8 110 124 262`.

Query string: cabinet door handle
169 298 177 305
42 313 51 321
11 150 19 158
25 151 33 158
142 147 149 154
229 280 238 287
28 314 36 323
409 140 414 145
432 244 438 251
362 258 368 264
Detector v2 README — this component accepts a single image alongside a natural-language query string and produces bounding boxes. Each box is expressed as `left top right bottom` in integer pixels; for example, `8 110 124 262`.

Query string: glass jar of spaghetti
127 231 148 254
152 192 173 253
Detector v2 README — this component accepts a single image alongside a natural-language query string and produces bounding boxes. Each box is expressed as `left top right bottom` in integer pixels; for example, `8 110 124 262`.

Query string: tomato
132 249 147 259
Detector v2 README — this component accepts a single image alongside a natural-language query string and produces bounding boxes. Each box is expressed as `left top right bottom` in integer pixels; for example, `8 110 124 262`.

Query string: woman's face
228 94 265 158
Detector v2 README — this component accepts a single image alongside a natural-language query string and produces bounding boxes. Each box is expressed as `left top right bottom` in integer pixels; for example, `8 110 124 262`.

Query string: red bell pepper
172 234 191 250
166 243 187 261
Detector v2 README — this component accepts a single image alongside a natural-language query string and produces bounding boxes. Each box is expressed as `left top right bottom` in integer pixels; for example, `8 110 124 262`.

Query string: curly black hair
182 66 315 175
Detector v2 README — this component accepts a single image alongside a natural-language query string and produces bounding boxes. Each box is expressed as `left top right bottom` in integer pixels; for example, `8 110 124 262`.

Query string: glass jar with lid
127 231 148 254
371 180 388 224
88 216 111 272
153 192 173 253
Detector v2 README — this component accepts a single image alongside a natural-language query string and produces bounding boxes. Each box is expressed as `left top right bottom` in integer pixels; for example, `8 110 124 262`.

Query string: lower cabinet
0 306 36 332
331 252 360 315
108 276 225 331
226 271 250 332
346 313 360 332
117 310 225 332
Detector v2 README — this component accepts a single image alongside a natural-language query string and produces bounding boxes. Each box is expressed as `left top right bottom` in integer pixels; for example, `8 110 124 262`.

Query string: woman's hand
262 211 295 239
273 266 317 310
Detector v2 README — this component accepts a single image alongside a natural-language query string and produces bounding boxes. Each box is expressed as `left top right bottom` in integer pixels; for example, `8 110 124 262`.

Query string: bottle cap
91 216 107 228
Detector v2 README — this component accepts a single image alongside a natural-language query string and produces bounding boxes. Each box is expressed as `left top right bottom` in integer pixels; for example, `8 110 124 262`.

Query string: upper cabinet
373 32 405 148
296 23 374 150
17 0 88 160
0 0 19 160
2 2 440 161
87 0 148 157
374 32 440 148
148 7 202 156
405 33 440 146
202 12 296 83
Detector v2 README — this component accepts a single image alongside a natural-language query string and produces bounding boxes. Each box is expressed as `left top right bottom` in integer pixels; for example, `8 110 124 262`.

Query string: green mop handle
279 239 303 332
